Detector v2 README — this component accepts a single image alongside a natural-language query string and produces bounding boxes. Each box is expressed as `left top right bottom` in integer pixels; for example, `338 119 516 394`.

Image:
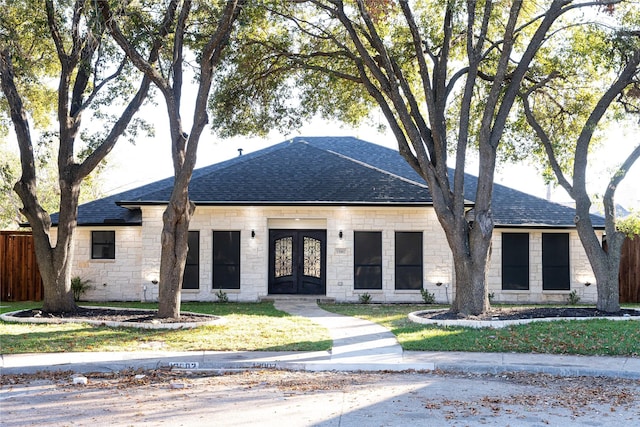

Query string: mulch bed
418 307 640 321
11 307 216 324
10 306 640 324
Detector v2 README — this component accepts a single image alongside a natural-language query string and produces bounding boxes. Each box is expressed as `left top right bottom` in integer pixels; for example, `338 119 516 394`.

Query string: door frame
268 229 327 295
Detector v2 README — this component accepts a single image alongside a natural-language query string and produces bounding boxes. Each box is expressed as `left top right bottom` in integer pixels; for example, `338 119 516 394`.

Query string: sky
101 105 640 213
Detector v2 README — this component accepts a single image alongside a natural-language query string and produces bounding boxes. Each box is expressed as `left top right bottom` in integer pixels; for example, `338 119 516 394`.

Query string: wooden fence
620 235 640 304
0 231 44 301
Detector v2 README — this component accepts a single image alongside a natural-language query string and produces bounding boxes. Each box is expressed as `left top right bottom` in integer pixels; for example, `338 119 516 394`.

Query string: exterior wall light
436 282 443 287
584 282 592 287
251 229 256 239
339 230 343 239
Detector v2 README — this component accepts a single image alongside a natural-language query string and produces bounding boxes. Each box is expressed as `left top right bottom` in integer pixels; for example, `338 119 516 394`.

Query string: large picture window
91 231 115 259
542 233 570 291
395 232 423 290
213 231 240 289
183 231 200 289
354 231 382 290
502 233 529 290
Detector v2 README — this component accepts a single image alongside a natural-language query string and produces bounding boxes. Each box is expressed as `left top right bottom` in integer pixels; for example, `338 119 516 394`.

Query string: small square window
92 231 115 259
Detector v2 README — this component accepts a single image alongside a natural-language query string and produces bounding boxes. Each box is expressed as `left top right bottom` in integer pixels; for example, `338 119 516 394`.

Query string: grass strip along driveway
320 303 640 357
1 302 639 356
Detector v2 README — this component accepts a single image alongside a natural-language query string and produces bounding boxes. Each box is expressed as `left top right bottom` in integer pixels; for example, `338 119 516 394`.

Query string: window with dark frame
182 231 200 290
501 233 529 290
213 231 240 289
354 231 382 290
395 232 423 290
542 233 570 291
91 231 115 259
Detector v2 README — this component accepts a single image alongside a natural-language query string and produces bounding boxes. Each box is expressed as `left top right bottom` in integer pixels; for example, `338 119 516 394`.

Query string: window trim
91 230 115 260
354 231 383 290
394 231 423 291
501 232 530 291
542 232 571 291
213 230 241 290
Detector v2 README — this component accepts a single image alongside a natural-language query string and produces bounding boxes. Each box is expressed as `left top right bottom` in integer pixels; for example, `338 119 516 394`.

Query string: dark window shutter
354 231 382 289
395 232 423 290
183 231 200 289
213 231 241 289
502 233 529 290
542 233 570 290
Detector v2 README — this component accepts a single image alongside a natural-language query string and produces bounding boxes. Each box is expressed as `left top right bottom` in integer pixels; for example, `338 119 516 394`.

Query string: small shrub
420 289 436 304
358 293 372 304
215 290 229 303
71 276 92 302
567 290 580 305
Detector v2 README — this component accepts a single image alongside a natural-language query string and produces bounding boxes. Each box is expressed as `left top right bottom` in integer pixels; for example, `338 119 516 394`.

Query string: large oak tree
212 0 622 315
519 16 640 312
100 0 246 318
0 0 160 312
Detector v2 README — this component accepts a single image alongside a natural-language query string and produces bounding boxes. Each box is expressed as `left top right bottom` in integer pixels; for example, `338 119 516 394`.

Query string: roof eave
116 200 439 207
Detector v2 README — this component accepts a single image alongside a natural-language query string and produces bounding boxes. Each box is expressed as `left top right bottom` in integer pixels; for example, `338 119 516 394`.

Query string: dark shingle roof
64 136 603 228
132 140 431 204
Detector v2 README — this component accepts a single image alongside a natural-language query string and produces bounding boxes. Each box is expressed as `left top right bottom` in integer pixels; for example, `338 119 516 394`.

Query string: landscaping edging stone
0 306 226 330
408 308 640 329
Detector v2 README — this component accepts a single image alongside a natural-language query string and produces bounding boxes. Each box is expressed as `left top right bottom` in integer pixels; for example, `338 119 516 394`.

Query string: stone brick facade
67 205 600 304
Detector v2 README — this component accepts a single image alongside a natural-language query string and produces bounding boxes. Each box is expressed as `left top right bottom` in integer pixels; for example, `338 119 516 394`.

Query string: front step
260 295 336 304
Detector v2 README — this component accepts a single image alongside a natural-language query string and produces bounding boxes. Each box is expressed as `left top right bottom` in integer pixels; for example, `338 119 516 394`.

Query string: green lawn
1 301 639 356
320 303 640 357
0 301 332 353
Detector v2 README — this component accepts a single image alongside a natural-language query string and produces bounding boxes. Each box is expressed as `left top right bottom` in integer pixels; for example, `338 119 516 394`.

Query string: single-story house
54 136 603 304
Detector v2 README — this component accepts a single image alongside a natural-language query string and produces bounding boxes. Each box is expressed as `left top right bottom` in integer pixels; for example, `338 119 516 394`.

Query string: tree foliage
518 2 640 312
100 0 247 318
618 211 640 237
0 0 151 312
209 0 621 315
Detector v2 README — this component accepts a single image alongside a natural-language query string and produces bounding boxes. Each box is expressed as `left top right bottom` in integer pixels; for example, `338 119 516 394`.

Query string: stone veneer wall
168 205 453 303
62 205 599 304
52 226 143 301
487 229 599 304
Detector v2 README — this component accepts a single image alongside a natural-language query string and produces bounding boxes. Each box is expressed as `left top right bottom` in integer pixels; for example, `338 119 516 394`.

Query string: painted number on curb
169 362 199 369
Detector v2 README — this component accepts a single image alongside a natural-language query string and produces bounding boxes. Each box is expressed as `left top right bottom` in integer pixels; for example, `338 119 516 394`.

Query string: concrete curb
3 350 639 379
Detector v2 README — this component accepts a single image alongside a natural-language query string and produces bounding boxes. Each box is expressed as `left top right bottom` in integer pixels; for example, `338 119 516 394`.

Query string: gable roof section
63 135 603 228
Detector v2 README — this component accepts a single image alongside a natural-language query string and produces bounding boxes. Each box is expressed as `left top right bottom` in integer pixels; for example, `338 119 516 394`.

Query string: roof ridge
303 142 429 189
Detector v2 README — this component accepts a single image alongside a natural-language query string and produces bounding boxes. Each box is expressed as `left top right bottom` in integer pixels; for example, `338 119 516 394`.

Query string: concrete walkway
273 299 405 369
2 299 640 379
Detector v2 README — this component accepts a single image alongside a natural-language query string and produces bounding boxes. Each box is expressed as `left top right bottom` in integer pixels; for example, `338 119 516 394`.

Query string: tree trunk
13 177 80 313
157 194 195 318
574 197 623 313
33 230 77 313
433 199 492 316
596 269 620 312
450 259 490 315
590 234 624 313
